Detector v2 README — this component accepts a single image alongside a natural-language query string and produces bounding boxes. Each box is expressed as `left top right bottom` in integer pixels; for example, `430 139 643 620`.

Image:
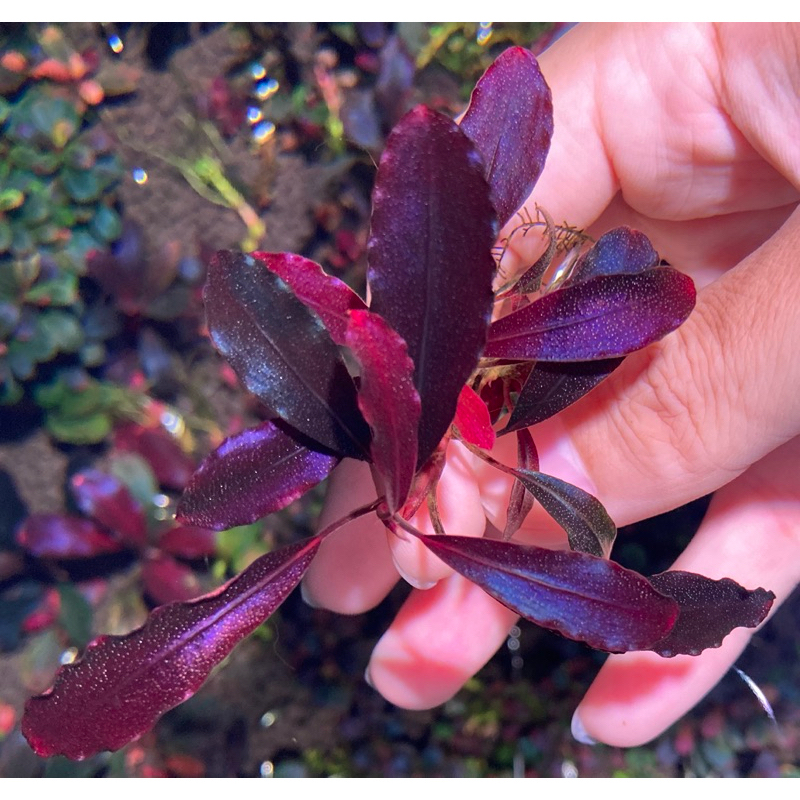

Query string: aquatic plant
21 47 773 760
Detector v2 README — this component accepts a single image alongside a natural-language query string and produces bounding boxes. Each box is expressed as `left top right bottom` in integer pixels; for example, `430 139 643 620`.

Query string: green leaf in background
109 452 159 510
37 308 84 351
57 582 93 649
62 168 101 203
24 271 78 306
0 187 25 211
90 204 122 243
30 96 80 148
45 409 112 444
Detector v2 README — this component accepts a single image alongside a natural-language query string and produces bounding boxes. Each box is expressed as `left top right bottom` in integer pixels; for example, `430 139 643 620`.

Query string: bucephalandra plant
22 47 774 761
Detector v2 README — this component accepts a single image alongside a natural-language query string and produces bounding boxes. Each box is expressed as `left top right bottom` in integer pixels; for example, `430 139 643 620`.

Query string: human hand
302 22 800 747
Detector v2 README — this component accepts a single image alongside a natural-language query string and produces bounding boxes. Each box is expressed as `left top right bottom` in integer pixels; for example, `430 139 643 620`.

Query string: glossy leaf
158 525 217 560
205 250 370 460
69 470 148 550
252 251 367 345
570 226 658 284
177 421 339 531
16 514 125 559
367 105 496 465
416 534 677 652
345 309 420 513
503 429 539 540
22 536 320 760
503 358 622 433
460 47 553 227
486 268 696 362
648 571 775 657
511 468 616 558
453 384 495 451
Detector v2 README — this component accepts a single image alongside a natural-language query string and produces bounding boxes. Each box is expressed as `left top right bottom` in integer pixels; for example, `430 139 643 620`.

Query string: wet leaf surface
648 571 775 657
486 268 696 362
345 309 420 513
177 421 339 531
205 250 370 459
508 469 616 558
368 105 496 465
22 536 321 760
416 534 678 652
252 251 367 345
503 359 622 432
460 47 553 227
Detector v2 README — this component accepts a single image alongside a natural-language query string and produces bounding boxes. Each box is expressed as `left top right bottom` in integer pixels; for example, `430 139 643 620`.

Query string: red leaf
486 268 696 362
511 468 616 559
416 534 678 652
114 423 195 491
345 310 420 513
177 421 339 530
368 106 496 465
460 47 553 227
453 384 495 451
140 552 203 605
502 429 538 540
503 359 622 432
252 251 367 345
648 571 775 657
17 514 125 559
70 470 148 549
159 524 217 560
570 226 659 283
205 250 370 460
22 537 320 760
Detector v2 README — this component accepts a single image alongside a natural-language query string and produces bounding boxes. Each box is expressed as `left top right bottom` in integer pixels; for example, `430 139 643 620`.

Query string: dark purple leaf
345 309 420 513
416 534 677 652
16 514 125 559
87 220 180 315
114 423 196 491
205 250 370 460
511 468 616 558
460 47 553 227
158 524 217 560
375 35 415 127
251 251 367 346
502 429 538 540
141 552 203 605
367 105 496 465
22 536 320 760
503 358 623 432
648 571 775 657
570 226 659 284
70 470 148 549
177 421 338 530
486 268 696 362
453 384 495 451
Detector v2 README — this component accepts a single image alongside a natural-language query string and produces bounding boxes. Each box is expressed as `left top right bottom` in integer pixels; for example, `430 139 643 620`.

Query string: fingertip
366 575 518 710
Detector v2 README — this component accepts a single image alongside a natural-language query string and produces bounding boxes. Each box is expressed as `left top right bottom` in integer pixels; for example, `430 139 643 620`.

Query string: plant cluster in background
0 25 138 435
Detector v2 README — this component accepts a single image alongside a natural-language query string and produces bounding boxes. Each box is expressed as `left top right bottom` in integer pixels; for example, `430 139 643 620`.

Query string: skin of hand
301 22 800 747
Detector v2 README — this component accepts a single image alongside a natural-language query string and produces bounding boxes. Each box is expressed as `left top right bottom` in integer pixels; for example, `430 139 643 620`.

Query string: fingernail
571 709 597 746
391 556 439 591
299 580 321 609
364 664 375 689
